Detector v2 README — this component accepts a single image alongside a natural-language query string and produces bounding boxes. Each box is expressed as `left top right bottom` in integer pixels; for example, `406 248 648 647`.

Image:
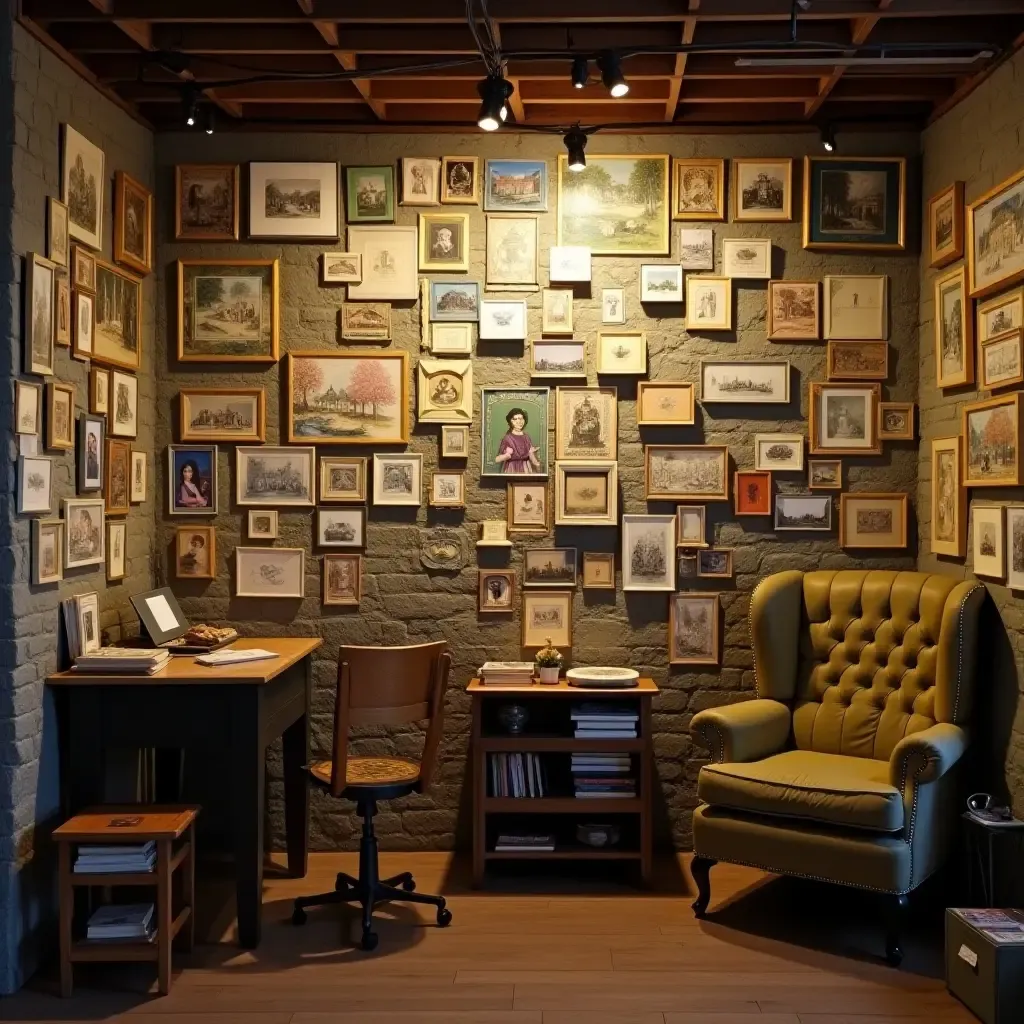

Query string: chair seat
309 756 421 789
697 749 903 833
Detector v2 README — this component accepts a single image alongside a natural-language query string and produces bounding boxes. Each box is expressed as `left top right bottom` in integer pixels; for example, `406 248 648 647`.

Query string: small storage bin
945 908 1024 1024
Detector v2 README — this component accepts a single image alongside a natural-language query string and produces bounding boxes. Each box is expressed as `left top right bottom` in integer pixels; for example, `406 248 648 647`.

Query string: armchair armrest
889 723 968 789
691 699 791 764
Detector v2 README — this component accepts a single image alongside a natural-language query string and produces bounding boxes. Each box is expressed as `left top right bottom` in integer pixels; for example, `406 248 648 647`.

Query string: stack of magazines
950 908 1024 943
75 841 156 874
61 593 99 660
489 752 546 797
479 661 535 686
72 649 170 675
86 903 155 943
494 833 555 853
571 702 638 738
572 753 636 799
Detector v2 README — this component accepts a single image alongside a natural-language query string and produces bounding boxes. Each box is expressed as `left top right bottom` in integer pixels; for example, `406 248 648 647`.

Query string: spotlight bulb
204 106 216 135
182 85 199 128
564 128 587 172
477 74 514 131
571 57 588 89
820 125 836 152
597 52 629 98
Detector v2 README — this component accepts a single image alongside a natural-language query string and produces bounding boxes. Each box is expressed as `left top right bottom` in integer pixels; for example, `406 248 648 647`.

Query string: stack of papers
951 908 1024 943
72 649 170 675
195 647 277 666
86 903 155 942
75 842 156 874
479 661 536 686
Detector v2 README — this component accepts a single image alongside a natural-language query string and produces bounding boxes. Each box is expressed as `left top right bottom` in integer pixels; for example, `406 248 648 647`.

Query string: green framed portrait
481 387 549 479
556 154 670 256
345 165 395 223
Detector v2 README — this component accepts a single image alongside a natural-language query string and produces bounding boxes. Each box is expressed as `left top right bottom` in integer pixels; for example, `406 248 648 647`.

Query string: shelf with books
479 736 644 752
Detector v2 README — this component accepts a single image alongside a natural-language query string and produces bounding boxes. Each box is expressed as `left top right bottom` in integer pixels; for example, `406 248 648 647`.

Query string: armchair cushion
691 698 791 763
889 722 968 789
698 750 903 833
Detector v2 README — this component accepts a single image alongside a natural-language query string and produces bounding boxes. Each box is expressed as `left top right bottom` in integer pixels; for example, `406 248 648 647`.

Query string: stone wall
0 19 156 993
155 129 920 854
917 48 1024 814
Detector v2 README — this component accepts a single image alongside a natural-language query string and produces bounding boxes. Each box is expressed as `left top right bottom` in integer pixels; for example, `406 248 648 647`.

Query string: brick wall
917 49 1024 813
155 129 920 855
0 19 156 993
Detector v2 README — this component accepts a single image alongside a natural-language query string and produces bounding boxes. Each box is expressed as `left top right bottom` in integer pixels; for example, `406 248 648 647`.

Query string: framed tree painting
557 154 670 255
963 393 1022 488
93 258 141 371
177 258 279 363
286 351 408 444
249 161 339 239
968 166 1024 298
480 387 549 478
768 280 819 341
175 163 240 241
802 156 906 252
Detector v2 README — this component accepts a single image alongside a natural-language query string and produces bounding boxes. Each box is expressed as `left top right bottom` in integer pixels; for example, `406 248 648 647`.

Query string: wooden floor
5 852 978 1023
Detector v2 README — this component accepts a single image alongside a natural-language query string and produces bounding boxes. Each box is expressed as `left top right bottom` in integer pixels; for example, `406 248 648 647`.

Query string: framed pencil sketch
109 370 138 438
72 245 96 292
25 253 55 376
549 245 591 283
823 275 888 340
235 547 305 599
401 158 441 206
521 591 572 649
597 331 646 375
32 518 63 584
826 341 889 381
324 554 362 607
441 424 469 460
878 402 915 441
236 446 314 507
934 265 974 388
927 181 964 269
602 288 625 324
754 433 804 472
555 386 617 461
250 161 339 239
90 367 108 415
977 287 1022 344
62 124 105 250
963 393 1022 487
92 258 141 371
341 302 391 342
372 453 423 506
774 493 833 532
429 471 466 508
54 276 70 347
636 382 695 426
700 359 790 404
113 171 153 276
507 481 549 535
541 288 574 334
347 225 418 301
130 450 146 503
47 197 69 268
316 508 365 548
479 299 527 341
968 166 1024 298
248 509 279 541
441 156 479 205
531 340 586 380
670 594 720 665
645 445 729 501
582 552 615 590
418 212 469 272
698 549 734 579
979 329 1024 391
478 570 515 613
685 277 732 331
17 455 53 515
802 156 906 252
175 163 239 241
46 382 74 451
809 459 842 491
733 158 792 222
721 238 771 279
73 290 94 361
1005 507 1024 589
733 470 772 516
15 380 41 435
554 460 618 527
319 456 367 502
809 382 881 456
486 213 539 289
971 503 1005 578
639 264 683 302
622 514 676 592
672 158 725 221
768 280 819 341
64 497 104 569
417 358 472 423
839 492 908 550
679 227 714 269
322 252 361 284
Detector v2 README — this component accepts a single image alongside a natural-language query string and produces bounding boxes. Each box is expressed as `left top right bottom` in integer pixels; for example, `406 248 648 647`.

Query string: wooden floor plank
665 1016 800 1024
541 1013 668 1024
291 1013 540 1024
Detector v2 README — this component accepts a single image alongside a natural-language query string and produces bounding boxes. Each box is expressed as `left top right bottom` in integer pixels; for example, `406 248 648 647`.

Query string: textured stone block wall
155 129 920 854
0 20 156 992
917 48 1024 813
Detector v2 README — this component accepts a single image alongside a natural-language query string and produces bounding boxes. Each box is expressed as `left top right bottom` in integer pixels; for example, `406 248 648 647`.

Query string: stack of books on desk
494 833 556 853
479 662 536 686
572 753 636 799
72 649 170 675
74 842 156 874
571 702 638 738
489 752 546 797
86 903 155 942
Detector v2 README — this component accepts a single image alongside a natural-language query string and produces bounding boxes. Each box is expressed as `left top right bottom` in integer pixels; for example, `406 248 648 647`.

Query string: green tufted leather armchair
689 569 987 966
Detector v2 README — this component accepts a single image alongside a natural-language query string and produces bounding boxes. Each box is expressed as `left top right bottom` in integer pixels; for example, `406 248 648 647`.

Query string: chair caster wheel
360 930 379 951
402 878 416 892
292 905 307 926
437 907 452 927
885 943 904 968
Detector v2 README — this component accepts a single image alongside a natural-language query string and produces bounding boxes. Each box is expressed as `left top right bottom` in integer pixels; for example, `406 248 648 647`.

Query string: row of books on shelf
490 753 547 797
74 842 156 874
572 702 638 739
86 903 155 942
572 753 636 798
494 833 556 852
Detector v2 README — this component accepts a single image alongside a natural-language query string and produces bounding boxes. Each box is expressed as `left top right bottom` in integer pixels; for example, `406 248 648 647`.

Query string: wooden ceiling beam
666 3 699 122
304 5 385 119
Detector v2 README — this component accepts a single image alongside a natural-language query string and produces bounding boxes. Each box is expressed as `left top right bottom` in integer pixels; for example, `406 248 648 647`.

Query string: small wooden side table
54 805 199 996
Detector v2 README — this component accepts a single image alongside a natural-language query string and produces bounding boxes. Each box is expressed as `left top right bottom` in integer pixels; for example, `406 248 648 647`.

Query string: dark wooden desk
47 637 322 949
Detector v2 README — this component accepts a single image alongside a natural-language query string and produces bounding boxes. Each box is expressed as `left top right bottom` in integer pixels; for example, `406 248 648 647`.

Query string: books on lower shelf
479 662 536 687
494 833 556 852
75 841 156 874
571 701 638 739
572 751 636 799
489 752 546 797
86 903 155 941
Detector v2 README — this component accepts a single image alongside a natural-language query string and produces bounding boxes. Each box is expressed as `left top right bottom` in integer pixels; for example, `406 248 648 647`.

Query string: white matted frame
554 460 618 526
754 433 804 472
1005 506 1024 589
247 509 279 540
347 225 418 301
700 359 790 404
971 503 1005 578
372 453 423 506
721 238 772 279
479 299 527 341
235 546 305 598
248 161 339 240
621 513 676 592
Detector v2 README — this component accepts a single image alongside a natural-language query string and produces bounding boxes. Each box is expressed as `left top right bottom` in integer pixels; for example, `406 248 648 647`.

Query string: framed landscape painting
808 459 842 491
927 181 964 269
978 288 1023 343
175 163 239 241
93 259 142 371
430 280 479 321
236 446 315 507
826 341 888 381
481 387 549 478
62 124 104 250
768 280 819 340
286 351 408 444
179 388 265 443
557 154 670 256
345 165 395 223
802 156 906 251
732 158 792 222
524 548 577 588
980 329 1024 391
774 494 833 532
963 393 1021 487
177 258 279 363
622 514 676 592
484 159 547 212
250 161 339 239
700 359 790 404
968 167 1024 298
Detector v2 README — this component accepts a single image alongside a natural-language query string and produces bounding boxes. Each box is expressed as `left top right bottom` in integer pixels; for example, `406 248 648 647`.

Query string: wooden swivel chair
291 641 453 950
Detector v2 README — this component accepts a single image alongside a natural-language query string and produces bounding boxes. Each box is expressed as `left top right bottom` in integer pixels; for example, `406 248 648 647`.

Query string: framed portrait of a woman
480 387 549 478
167 444 218 515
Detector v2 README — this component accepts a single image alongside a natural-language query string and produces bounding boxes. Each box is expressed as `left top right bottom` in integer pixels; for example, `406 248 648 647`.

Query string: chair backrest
750 569 985 761
329 640 451 797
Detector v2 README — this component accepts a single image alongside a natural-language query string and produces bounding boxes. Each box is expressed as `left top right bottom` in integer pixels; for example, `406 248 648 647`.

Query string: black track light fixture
820 124 836 152
477 74 514 131
596 51 629 98
182 85 200 128
571 56 589 89
204 105 216 135
564 127 587 172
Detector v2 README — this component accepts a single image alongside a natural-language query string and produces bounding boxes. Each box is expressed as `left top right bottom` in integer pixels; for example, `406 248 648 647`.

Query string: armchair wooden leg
884 893 909 967
690 856 717 918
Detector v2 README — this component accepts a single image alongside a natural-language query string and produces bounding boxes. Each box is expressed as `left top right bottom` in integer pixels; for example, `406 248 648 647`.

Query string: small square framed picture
248 509 279 540
321 252 361 284
971 503 1005 578
549 245 591 283
878 401 915 441
732 158 793 222
839 492 909 550
32 518 63 584
601 289 625 325
106 520 126 582
754 433 804 472
441 424 469 459
323 553 362 607
640 264 683 303
430 471 465 507
479 299 527 341
130 450 147 503
636 382 695 427
478 570 515 614
581 552 615 590
676 504 707 546
317 507 365 548
440 156 479 205
733 470 772 516
175 524 215 579
679 227 714 270
508 480 549 535
698 549 733 578
522 590 573 649
808 459 842 491
320 456 368 502
597 331 646 375
372 453 423 506
90 367 109 414
554 460 618 527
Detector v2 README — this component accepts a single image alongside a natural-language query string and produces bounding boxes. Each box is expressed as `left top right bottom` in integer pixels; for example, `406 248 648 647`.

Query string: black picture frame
77 413 105 494
130 587 189 646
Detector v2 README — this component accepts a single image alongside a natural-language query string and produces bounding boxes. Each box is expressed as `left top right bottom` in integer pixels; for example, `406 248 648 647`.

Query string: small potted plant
535 637 562 685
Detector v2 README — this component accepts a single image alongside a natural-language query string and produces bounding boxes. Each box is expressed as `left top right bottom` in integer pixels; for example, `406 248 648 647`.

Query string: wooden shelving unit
468 677 658 887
